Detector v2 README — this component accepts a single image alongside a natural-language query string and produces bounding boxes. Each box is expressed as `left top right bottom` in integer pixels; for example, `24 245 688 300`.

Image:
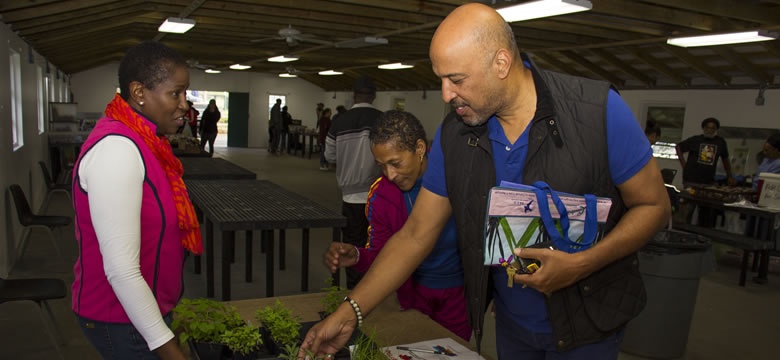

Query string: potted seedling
348 330 386 360
220 323 272 360
319 277 348 319
172 298 245 360
255 300 302 356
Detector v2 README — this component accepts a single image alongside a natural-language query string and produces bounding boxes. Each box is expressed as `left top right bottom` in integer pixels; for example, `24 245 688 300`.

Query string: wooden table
186 180 346 300
228 293 480 355
180 157 256 180
676 193 780 284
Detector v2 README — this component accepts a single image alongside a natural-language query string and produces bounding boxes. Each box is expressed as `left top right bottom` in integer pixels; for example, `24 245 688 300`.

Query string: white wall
0 22 69 275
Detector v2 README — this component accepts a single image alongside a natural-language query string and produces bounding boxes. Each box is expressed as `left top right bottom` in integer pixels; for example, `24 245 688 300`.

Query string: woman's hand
299 304 358 359
324 242 358 273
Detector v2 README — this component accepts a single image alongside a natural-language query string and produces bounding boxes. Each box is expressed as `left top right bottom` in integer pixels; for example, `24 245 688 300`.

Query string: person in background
332 105 347 123
269 98 283 155
71 41 200 359
316 102 325 124
675 117 736 186
755 133 780 180
324 110 470 340
185 100 199 139
302 4 669 359
317 107 332 170
199 99 220 157
645 118 661 145
324 77 383 289
281 105 293 154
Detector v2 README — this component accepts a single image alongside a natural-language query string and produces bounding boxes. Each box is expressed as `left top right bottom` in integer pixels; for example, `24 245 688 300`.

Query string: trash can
621 229 713 359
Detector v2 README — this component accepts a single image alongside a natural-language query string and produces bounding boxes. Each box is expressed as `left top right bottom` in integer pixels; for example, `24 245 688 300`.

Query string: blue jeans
77 313 174 359
495 312 623 360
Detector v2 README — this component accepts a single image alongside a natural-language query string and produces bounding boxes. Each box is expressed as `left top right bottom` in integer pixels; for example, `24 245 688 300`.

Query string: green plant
220 323 263 356
320 277 348 316
172 298 245 345
350 329 385 360
255 300 302 348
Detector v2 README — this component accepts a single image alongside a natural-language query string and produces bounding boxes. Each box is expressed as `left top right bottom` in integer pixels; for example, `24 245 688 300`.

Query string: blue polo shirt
422 85 651 333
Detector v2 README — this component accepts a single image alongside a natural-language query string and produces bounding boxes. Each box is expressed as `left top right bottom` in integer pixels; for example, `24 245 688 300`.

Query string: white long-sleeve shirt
77 135 174 350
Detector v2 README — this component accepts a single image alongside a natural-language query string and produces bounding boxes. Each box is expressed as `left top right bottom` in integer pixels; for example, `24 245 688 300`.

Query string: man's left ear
494 49 512 79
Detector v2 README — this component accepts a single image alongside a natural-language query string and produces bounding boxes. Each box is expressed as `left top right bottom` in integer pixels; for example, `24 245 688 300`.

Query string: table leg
205 219 214 297
222 231 235 301
195 216 211 275
264 230 275 297
332 227 341 287
754 250 770 284
279 230 286 270
245 231 253 282
302 228 310 292
308 135 314 159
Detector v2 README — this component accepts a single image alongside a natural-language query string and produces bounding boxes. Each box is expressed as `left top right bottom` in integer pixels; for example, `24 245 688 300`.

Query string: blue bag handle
531 181 599 252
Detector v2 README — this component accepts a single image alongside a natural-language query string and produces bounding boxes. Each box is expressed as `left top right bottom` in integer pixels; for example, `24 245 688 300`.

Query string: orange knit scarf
105 94 203 254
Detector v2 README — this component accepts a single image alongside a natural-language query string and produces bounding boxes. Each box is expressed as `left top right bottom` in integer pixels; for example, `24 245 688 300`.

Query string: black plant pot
189 340 230 360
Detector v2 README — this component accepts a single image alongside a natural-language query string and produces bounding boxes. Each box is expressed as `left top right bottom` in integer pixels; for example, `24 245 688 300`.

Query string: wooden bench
673 223 774 286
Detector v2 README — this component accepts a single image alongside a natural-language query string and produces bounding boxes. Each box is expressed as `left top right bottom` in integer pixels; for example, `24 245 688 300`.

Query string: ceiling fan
250 25 331 47
186 59 216 70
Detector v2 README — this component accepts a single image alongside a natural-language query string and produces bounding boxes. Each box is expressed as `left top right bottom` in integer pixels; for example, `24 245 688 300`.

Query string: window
37 66 46 134
9 49 24 150
48 73 55 102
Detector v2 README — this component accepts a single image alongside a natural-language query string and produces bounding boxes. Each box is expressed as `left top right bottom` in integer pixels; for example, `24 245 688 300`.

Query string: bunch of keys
504 241 554 288
505 258 540 288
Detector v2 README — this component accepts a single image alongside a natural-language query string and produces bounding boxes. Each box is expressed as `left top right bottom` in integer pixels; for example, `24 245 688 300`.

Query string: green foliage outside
171 298 245 345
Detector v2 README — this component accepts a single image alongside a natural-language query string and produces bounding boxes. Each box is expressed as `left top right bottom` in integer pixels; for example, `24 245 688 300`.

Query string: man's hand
324 242 358 273
510 247 587 295
299 304 358 359
726 176 738 186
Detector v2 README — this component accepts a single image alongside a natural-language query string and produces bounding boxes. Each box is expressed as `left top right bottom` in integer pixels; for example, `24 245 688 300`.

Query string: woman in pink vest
72 41 201 359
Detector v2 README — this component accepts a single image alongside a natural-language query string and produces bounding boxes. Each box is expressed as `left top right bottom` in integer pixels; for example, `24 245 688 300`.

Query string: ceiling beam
592 0 718 31
639 0 780 25
0 0 119 22
661 45 731 86
711 47 773 85
559 51 626 87
529 52 591 79
589 48 656 87
624 47 690 86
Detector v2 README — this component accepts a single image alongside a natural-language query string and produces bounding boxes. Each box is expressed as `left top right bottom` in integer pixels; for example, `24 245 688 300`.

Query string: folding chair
38 161 71 206
8 184 71 259
0 274 67 357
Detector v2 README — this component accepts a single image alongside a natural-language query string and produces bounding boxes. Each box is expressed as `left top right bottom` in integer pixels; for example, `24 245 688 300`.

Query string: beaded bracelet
344 296 363 328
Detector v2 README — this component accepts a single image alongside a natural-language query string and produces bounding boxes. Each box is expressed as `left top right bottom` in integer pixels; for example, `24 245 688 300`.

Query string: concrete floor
2 145 779 360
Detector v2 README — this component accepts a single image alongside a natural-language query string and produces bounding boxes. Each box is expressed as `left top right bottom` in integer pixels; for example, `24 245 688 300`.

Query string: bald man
301 4 669 359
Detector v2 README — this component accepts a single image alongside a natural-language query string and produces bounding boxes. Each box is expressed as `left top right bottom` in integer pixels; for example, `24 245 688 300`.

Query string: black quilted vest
440 55 646 351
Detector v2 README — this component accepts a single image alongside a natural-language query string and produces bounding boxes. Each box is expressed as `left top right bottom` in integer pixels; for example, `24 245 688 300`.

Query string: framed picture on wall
642 103 686 159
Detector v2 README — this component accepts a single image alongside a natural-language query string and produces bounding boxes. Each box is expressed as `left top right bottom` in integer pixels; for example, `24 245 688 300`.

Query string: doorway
187 90 229 148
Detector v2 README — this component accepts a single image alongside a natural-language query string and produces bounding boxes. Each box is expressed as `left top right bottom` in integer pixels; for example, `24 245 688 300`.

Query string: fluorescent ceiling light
667 30 778 47
318 70 343 75
279 73 297 78
335 37 388 48
496 0 592 22
158 17 196 33
378 62 414 70
229 64 251 70
268 55 300 63
204 69 221 74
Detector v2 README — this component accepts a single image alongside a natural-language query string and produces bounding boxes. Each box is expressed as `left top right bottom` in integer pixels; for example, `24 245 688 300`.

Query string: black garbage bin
621 229 713 359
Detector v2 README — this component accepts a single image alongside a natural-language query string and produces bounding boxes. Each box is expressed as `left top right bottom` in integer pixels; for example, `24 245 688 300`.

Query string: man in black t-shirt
676 117 736 186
